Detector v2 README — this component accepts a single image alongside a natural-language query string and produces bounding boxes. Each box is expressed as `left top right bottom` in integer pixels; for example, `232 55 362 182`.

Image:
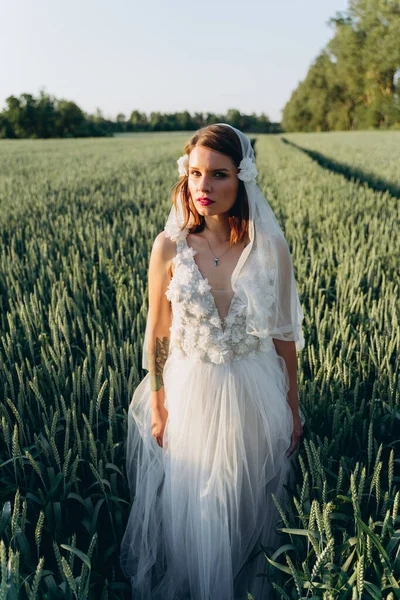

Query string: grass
0 131 399 599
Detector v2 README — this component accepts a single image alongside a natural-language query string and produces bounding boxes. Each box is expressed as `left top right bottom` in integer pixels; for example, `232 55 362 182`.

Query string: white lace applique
164 219 189 243
165 237 263 364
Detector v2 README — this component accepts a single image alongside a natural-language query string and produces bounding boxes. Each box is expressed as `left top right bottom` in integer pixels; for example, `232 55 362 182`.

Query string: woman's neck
202 215 231 243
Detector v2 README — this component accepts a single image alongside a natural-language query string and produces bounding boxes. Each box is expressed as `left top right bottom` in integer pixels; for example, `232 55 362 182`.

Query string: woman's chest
169 236 249 321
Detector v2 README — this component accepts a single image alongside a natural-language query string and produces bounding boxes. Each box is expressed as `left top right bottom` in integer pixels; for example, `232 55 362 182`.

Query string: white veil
141 123 305 370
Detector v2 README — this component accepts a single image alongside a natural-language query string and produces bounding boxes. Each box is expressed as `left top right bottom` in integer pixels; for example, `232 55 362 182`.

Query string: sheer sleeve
269 236 305 351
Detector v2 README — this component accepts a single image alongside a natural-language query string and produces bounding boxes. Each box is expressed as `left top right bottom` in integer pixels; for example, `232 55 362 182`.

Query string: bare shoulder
152 230 177 258
150 231 177 276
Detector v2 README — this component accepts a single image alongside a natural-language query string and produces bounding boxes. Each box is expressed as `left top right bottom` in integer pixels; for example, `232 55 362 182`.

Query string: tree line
0 93 282 139
282 0 400 132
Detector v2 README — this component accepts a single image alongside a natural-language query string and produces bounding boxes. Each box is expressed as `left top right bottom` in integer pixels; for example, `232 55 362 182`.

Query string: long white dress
120 230 303 599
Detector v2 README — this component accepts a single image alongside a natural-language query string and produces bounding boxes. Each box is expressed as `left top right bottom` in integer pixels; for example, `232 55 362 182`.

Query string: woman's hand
286 409 303 457
151 404 169 448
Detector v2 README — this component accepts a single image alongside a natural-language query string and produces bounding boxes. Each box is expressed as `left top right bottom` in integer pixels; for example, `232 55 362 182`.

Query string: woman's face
187 145 239 216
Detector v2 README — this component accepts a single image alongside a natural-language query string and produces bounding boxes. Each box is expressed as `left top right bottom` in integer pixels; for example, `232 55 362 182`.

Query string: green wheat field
0 131 399 599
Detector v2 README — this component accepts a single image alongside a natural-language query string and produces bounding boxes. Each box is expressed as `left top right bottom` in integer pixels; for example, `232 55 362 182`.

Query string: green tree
0 114 15 138
282 52 334 132
4 93 39 138
116 113 128 132
0 93 277 137
282 0 400 131
55 100 88 137
130 110 149 131
35 90 58 138
225 109 242 129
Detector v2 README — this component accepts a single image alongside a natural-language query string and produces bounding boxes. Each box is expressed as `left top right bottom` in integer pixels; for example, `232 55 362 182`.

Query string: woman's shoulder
151 230 178 264
152 229 177 252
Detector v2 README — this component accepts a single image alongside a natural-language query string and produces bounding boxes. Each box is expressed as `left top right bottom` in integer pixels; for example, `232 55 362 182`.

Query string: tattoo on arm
149 336 170 391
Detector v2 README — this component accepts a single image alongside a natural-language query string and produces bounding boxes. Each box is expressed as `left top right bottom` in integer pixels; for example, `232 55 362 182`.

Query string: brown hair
171 124 249 246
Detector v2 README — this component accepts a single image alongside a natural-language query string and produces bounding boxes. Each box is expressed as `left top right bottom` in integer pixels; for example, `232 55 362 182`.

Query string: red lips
197 197 214 205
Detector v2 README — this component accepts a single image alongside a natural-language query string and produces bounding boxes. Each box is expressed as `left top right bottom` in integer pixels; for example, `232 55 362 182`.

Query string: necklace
204 236 248 267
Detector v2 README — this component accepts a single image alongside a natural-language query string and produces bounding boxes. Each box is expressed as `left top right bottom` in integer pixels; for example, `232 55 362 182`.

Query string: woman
120 124 305 599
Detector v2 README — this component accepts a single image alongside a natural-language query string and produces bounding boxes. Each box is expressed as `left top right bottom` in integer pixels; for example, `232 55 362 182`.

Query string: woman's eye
190 171 226 177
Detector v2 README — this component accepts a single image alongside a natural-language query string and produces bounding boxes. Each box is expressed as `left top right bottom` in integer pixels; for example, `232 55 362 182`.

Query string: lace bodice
165 234 273 365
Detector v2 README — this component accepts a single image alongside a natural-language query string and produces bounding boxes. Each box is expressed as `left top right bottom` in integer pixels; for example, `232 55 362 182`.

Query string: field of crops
0 131 399 599
280 131 400 198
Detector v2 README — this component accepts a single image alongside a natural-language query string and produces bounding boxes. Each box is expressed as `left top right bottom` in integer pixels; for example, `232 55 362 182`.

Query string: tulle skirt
120 339 302 600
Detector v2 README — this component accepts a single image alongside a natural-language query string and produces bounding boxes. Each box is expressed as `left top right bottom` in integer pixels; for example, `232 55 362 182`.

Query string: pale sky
0 0 349 122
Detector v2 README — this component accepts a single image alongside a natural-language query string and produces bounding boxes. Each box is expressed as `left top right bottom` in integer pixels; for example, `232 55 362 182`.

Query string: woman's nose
198 175 211 191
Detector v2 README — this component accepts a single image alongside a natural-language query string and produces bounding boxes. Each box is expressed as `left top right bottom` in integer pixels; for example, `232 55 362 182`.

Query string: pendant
214 257 220 266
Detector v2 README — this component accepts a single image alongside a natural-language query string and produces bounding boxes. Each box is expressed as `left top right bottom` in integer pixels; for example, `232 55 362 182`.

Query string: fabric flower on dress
199 323 212 336
198 278 211 295
182 245 197 260
188 301 209 319
209 314 222 328
237 157 258 183
223 309 238 327
231 326 243 344
165 278 181 302
182 291 192 303
164 219 188 242
208 346 223 364
177 154 189 177
198 324 213 349
177 267 191 286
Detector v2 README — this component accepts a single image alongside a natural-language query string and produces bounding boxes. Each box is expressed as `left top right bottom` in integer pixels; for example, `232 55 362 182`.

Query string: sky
0 0 349 122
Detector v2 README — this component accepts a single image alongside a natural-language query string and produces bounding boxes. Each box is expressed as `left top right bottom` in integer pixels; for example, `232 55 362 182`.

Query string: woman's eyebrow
189 167 230 171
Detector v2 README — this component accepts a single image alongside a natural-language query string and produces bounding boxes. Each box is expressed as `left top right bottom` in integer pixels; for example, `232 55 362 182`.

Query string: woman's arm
272 339 303 456
147 231 176 446
272 339 299 412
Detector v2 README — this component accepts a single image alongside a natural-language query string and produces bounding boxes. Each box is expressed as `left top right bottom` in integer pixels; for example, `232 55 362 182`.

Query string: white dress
120 230 302 600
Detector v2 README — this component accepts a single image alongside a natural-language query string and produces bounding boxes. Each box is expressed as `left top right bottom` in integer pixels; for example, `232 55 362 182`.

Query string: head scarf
142 123 305 370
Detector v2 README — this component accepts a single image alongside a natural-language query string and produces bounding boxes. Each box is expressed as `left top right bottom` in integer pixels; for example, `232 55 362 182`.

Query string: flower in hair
177 154 189 177
237 157 258 182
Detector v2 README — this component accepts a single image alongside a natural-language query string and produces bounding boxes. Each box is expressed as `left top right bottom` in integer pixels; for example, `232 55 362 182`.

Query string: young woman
120 124 305 599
